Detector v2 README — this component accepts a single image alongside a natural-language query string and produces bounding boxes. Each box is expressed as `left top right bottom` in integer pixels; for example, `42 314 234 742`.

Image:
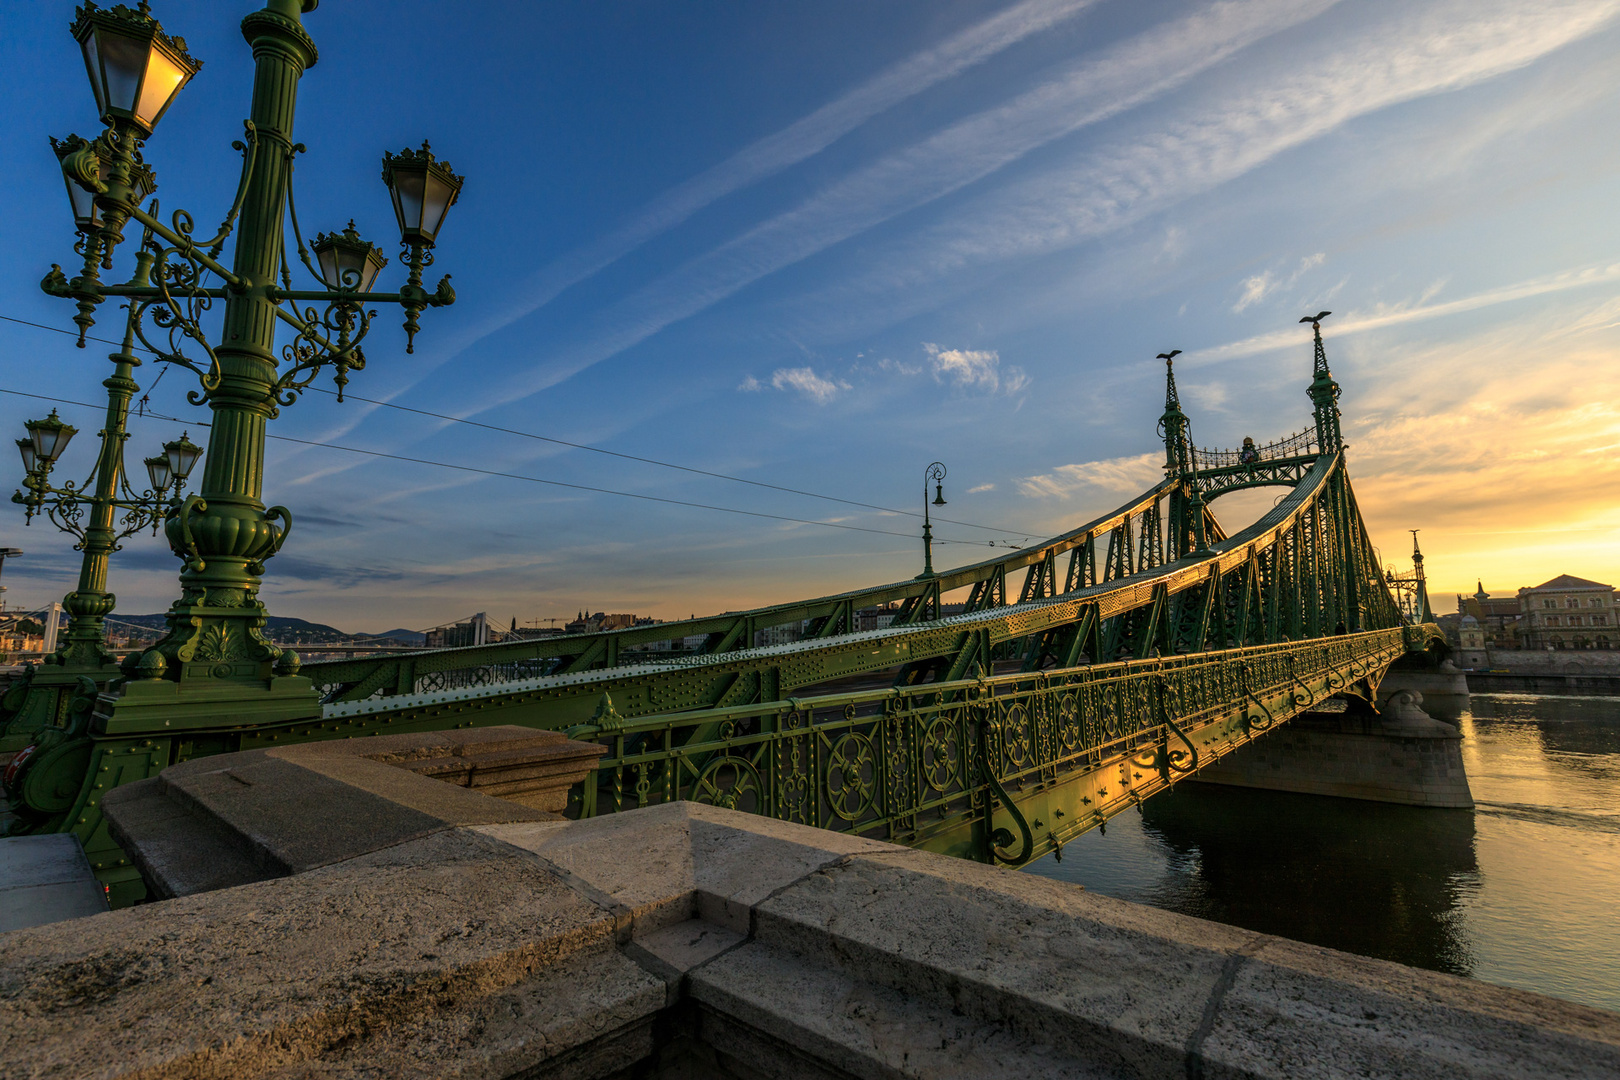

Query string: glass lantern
72 1 202 134
381 142 465 247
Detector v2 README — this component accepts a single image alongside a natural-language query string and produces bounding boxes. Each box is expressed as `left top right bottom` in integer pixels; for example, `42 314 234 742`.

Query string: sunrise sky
3 0 1619 632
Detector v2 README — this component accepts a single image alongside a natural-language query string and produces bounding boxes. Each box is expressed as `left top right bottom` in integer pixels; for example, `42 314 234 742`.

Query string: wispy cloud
381 0 1104 392
968 482 997 494
1329 309 1620 594
1233 271 1277 312
1186 258 1620 364
742 366 851 404
1017 453 1163 498
816 0 1619 315
924 343 1029 396
444 0 1338 412
1233 253 1326 312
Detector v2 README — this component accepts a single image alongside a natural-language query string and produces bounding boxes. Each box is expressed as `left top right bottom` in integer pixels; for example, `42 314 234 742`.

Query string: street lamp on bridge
14 0 467 882
917 462 947 579
36 0 464 710
12 395 201 635
3 254 201 756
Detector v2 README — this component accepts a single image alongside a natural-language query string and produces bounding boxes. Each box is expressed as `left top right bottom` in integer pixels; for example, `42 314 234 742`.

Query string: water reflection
1037 786 1479 975
1027 693 1620 1013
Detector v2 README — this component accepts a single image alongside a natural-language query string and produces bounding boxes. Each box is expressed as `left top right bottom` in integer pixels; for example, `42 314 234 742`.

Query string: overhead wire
0 386 1032 548
1 312 1040 542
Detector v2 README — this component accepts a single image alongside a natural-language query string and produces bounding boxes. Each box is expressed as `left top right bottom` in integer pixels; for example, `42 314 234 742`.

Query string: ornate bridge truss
5 321 1444 881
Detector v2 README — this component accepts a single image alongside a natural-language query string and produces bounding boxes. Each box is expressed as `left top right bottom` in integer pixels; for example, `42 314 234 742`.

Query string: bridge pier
1380 661 1471 722
1188 691 1473 808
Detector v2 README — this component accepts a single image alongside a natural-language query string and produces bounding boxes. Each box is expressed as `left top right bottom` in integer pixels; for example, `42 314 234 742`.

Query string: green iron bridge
2 321 1444 895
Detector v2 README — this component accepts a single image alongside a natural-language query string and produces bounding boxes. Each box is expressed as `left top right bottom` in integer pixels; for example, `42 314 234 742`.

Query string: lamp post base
92 673 320 736
0 661 122 756
2 674 322 906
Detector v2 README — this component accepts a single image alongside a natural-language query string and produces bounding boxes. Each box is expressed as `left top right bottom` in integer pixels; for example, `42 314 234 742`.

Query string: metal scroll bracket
174 494 207 572
976 709 1034 865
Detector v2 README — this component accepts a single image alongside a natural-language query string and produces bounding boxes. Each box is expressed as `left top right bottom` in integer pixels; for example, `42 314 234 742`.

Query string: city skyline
3 0 1619 631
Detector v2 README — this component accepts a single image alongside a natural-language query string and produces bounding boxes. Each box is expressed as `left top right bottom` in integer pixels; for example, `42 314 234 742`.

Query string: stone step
101 777 277 899
103 725 607 899
403 739 609 789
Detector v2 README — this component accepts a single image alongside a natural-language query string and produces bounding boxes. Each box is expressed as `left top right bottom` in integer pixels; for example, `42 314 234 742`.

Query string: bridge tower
1301 311 1342 453
1156 350 1203 557
1156 350 1190 478
1410 529 1435 623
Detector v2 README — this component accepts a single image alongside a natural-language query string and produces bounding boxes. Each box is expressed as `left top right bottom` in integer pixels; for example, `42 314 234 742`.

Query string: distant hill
370 628 427 646
117 614 422 647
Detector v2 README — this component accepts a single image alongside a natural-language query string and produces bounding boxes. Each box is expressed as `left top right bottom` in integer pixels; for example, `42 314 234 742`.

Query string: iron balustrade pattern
306 652 724 702
308 659 557 701
572 627 1411 860
1193 428 1318 472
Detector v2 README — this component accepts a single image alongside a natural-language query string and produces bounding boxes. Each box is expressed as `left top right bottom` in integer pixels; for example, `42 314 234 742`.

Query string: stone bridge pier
1190 657 1474 809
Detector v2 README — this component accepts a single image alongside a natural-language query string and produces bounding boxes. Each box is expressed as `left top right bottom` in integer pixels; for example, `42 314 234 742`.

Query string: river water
1025 693 1620 1013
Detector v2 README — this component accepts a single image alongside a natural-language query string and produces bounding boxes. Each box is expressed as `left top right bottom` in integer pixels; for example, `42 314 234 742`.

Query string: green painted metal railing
571 626 1419 864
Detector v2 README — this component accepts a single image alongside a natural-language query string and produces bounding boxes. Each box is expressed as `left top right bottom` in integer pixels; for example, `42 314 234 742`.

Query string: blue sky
3 0 1620 632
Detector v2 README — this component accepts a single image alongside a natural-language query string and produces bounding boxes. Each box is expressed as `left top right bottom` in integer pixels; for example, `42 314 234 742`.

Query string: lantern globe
381 142 464 246
50 134 155 233
71 2 202 135
16 439 39 475
143 454 172 492
26 411 77 464
312 222 388 292
163 431 203 481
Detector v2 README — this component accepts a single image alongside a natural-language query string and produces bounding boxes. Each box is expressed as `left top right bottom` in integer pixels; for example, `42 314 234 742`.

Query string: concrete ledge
99 778 270 899
0 834 107 933
4 802 1616 1078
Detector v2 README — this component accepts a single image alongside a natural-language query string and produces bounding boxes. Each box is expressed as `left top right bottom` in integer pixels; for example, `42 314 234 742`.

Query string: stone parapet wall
5 802 1614 1078
1466 672 1620 695
1470 649 1620 675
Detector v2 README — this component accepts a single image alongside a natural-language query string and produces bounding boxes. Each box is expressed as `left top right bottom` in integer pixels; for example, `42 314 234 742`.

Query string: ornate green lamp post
2 363 200 752
917 462 947 579
25 0 463 901
0 130 198 758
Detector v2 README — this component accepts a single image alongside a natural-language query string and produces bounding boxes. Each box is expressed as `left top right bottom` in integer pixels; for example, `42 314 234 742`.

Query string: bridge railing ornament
567 628 1411 862
1193 428 1318 472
